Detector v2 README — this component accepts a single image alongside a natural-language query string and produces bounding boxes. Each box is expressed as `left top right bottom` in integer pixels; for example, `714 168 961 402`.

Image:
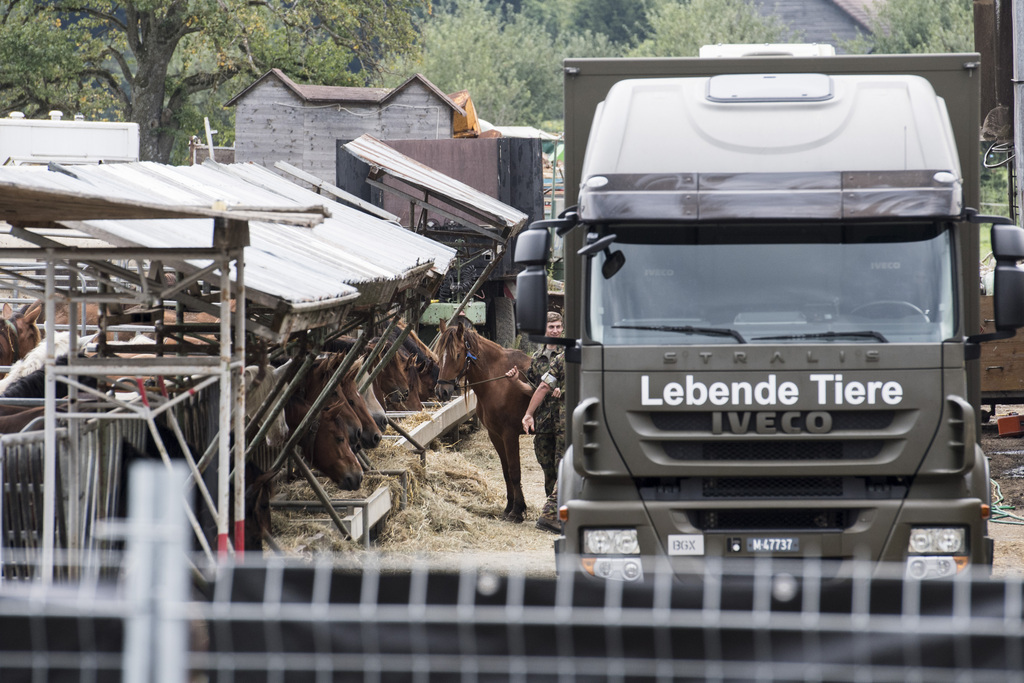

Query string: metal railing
2 460 1024 683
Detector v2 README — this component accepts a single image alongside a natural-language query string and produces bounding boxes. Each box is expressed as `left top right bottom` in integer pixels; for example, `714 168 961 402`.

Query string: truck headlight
907 527 965 554
583 529 639 555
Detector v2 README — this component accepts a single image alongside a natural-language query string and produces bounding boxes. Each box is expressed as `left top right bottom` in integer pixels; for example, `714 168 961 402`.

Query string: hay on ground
268 413 554 563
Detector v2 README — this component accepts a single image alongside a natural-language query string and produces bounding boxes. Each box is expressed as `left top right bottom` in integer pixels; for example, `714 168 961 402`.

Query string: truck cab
515 53 1024 582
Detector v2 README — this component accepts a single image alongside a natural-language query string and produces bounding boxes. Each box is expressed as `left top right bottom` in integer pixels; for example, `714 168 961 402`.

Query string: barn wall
752 0 867 49
232 78 455 185
381 83 456 140
233 80 307 171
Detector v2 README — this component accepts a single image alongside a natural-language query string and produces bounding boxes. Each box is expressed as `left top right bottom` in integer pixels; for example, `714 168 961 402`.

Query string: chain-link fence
3 461 1024 683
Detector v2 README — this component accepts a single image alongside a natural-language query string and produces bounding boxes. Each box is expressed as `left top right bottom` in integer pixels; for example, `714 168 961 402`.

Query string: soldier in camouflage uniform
526 350 565 533
524 312 564 497
505 312 566 533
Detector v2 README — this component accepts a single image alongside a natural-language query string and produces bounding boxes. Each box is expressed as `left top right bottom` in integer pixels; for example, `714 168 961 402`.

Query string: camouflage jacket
527 348 565 434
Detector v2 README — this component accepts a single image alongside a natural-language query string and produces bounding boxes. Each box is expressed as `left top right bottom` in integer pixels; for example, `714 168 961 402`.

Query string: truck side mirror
514 227 552 334
992 223 1024 331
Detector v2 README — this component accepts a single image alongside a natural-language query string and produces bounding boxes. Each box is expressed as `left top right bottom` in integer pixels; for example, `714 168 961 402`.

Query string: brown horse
371 345 414 411
306 355 383 452
395 349 424 412
0 406 45 434
0 302 42 378
434 319 532 522
386 323 440 403
286 388 364 491
337 365 384 449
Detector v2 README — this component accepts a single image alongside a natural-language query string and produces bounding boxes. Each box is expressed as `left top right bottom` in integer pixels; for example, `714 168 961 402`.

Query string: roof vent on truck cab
699 43 836 58
706 73 833 103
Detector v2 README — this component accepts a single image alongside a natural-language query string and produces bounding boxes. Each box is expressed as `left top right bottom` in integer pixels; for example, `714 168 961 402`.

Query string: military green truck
514 52 1024 582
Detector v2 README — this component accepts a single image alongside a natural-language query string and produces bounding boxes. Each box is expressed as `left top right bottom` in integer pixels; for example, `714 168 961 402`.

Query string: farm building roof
0 160 457 335
343 135 530 241
225 69 465 116
832 0 879 29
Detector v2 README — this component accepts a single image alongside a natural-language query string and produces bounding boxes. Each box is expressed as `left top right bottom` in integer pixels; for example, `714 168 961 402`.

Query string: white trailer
0 112 139 166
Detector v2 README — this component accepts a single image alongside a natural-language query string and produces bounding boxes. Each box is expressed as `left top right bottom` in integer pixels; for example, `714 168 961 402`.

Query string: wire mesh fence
2 461 1024 683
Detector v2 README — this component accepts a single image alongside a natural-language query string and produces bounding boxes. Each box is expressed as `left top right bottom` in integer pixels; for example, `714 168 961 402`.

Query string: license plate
746 537 800 553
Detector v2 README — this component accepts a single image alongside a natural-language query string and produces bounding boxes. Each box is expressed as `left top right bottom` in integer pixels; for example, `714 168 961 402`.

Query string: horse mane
385 324 438 365
316 352 350 382
242 363 289 449
323 336 358 354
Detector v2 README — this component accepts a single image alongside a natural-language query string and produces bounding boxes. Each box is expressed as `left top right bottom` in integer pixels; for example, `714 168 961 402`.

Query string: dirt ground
982 406 1024 577
271 419 560 576
271 412 1024 579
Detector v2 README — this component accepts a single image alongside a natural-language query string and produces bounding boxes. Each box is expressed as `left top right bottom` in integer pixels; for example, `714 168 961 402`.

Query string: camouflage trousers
540 483 559 521
533 431 564 498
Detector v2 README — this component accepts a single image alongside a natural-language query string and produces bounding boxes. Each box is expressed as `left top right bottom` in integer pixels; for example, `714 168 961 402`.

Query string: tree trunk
130 42 179 163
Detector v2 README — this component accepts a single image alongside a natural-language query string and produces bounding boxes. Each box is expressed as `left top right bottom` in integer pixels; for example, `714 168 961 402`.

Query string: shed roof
343 135 529 240
0 161 457 332
225 69 465 116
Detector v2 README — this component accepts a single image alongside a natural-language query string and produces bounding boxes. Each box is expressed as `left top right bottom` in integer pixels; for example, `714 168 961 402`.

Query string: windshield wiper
613 324 746 343
753 330 889 343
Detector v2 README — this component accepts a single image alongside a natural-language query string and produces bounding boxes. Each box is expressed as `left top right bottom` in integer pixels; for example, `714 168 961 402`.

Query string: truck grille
702 477 844 498
662 440 883 461
691 508 854 531
650 410 895 432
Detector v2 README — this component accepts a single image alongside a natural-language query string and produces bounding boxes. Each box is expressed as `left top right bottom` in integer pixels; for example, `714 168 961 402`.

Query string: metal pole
217 255 231 557
232 248 246 554
42 254 56 583
123 460 189 683
1014 1 1024 221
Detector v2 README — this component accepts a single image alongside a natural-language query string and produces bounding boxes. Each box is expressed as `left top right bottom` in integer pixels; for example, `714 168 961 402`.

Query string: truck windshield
588 222 954 345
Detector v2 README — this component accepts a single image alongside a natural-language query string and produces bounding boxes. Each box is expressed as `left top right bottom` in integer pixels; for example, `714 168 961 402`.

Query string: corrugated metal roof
343 135 529 239
0 161 457 312
0 164 327 226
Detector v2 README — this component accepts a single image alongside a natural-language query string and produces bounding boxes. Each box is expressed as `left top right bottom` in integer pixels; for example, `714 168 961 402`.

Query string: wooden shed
226 70 465 184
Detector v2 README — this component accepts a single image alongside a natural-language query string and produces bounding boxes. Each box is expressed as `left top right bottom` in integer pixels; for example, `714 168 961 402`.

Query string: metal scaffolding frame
0 224 248 580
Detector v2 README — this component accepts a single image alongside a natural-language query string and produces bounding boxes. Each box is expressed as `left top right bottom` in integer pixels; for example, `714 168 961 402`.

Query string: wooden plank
980 295 1024 396
342 486 391 545
364 486 392 528
273 485 393 545
394 392 476 451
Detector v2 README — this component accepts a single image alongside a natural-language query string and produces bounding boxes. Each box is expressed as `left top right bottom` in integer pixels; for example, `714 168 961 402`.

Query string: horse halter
436 338 477 393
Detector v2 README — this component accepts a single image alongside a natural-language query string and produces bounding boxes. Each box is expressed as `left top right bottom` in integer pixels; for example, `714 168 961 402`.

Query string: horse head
434 318 477 402
394 324 439 402
415 355 440 402
340 365 382 449
398 350 424 411
372 349 412 411
311 402 364 491
0 301 42 377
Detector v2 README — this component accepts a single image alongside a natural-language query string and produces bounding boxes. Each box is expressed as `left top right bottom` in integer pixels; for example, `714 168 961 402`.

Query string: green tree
842 0 973 54
629 0 793 58
571 0 662 46
2 0 427 163
388 0 619 126
0 1 108 118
